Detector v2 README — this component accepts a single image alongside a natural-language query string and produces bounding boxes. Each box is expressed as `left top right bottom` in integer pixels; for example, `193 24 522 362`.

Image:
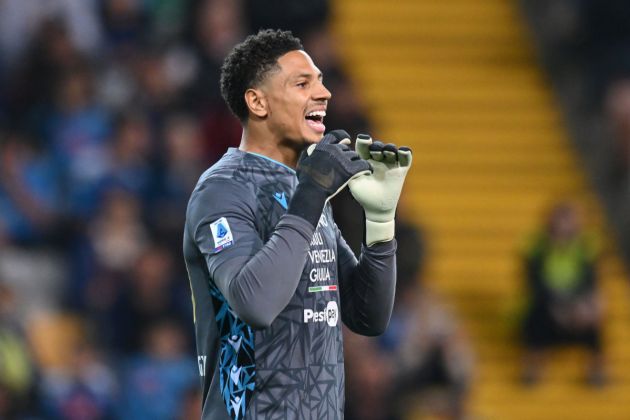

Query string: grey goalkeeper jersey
183 148 396 420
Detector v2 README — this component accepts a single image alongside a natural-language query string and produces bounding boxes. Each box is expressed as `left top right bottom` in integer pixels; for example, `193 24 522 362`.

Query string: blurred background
0 0 629 419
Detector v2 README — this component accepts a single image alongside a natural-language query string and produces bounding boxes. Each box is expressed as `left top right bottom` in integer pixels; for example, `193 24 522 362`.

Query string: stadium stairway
332 0 630 419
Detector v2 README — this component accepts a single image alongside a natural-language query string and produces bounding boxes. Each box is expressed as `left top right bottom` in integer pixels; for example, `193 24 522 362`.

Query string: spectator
40 335 118 420
387 220 472 419
344 331 394 420
153 113 206 242
46 62 112 218
131 48 181 115
345 219 473 420
105 111 157 201
89 188 148 275
0 131 62 244
5 19 83 132
187 0 244 163
108 245 191 354
117 319 198 419
190 0 245 105
63 186 149 311
145 0 189 44
100 0 148 54
521 201 606 386
0 0 102 66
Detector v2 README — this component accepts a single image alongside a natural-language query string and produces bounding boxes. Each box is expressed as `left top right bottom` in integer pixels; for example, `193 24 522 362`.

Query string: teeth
306 110 326 117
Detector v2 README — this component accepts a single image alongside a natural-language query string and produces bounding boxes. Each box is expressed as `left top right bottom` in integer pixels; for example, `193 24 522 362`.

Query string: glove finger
355 134 372 160
322 129 351 145
339 142 352 152
383 143 398 164
345 148 371 166
398 146 413 167
369 141 385 161
308 129 351 156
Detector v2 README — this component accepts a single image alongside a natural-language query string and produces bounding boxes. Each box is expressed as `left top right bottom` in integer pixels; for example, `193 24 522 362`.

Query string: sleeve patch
210 217 234 253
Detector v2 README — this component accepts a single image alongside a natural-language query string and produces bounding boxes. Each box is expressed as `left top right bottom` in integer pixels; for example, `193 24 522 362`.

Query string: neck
239 124 302 169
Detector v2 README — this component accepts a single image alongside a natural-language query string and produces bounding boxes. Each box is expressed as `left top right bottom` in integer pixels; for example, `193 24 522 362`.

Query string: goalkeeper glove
348 134 412 246
288 130 371 228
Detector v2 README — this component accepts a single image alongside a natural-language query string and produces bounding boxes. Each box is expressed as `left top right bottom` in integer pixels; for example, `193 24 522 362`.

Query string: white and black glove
288 130 371 228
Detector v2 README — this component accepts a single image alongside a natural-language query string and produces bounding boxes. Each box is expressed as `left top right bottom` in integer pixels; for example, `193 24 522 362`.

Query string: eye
296 81 307 88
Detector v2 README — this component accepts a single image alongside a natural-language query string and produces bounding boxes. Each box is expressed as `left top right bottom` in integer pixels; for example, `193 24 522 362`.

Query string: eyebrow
293 72 324 81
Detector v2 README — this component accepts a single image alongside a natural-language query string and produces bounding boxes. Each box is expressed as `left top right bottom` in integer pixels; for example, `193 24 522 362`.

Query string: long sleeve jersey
183 148 397 419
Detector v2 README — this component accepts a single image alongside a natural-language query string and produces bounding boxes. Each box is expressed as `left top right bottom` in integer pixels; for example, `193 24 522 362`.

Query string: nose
314 81 332 101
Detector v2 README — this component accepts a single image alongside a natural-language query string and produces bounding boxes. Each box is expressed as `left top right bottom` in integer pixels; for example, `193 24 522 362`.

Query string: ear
244 88 268 118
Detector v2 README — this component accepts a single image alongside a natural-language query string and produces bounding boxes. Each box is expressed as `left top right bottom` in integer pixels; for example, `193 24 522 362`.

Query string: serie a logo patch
210 217 234 253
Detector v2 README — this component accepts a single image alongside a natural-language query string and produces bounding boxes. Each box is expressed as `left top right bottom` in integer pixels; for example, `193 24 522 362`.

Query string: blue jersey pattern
209 282 256 419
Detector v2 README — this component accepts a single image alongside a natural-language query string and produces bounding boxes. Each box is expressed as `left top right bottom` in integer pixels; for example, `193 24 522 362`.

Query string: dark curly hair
220 29 303 122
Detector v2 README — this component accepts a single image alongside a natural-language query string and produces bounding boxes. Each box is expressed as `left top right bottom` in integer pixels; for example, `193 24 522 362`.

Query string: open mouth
305 110 326 134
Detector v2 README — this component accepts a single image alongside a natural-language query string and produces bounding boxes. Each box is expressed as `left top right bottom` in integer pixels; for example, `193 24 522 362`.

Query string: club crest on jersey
210 217 234 253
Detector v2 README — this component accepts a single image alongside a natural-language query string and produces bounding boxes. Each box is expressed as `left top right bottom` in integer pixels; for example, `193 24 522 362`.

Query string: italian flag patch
308 285 338 293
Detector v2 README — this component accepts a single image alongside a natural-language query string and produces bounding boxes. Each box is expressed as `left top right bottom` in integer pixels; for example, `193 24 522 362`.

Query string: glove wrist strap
287 182 327 229
365 219 395 246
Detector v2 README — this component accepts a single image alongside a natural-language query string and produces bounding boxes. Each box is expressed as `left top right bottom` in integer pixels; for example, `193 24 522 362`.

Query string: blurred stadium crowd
0 0 473 419
0 0 322 418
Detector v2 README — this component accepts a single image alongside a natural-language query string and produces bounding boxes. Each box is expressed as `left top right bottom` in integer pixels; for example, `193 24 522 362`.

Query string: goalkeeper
183 29 412 420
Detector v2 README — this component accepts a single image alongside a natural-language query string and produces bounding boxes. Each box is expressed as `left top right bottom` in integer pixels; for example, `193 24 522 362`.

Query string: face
549 204 580 241
258 50 331 145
